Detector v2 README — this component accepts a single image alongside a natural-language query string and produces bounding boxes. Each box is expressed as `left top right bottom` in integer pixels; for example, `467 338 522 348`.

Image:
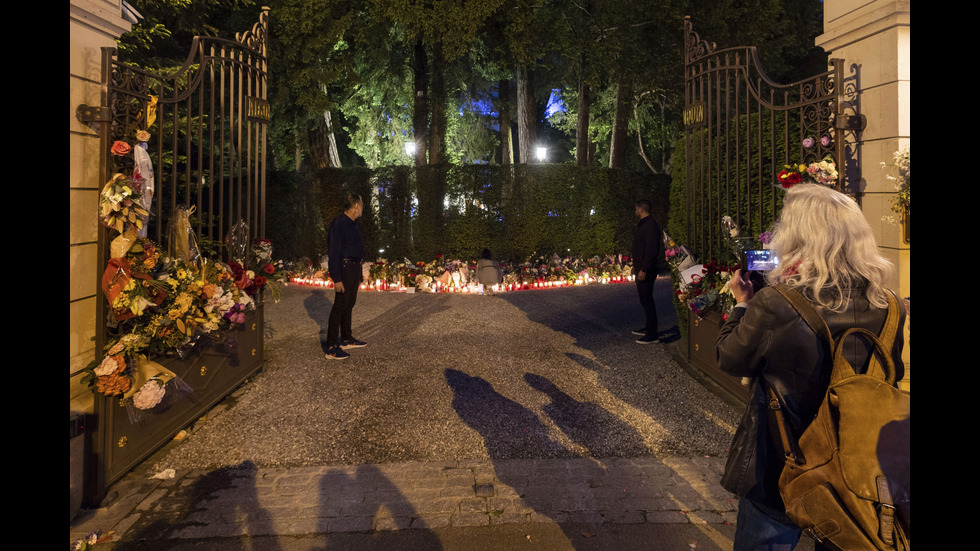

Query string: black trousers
636 275 658 336
327 260 362 346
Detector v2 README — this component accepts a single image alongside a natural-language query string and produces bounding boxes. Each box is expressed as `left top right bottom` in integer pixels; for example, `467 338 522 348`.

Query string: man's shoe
325 346 350 360
341 338 367 349
635 334 660 345
631 328 647 336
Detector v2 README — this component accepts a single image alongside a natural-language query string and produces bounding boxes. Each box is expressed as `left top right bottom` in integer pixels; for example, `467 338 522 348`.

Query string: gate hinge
835 114 866 132
76 105 109 123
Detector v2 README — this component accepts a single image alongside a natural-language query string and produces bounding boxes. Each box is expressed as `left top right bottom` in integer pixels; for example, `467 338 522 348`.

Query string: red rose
228 261 244 279
264 263 275 274
255 276 267 286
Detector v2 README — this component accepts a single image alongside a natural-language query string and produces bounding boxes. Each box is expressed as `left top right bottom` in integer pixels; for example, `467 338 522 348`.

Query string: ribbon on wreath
102 257 135 314
101 232 165 320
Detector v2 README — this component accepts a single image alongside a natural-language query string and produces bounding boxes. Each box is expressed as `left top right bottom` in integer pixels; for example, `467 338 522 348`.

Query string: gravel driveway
151 277 739 472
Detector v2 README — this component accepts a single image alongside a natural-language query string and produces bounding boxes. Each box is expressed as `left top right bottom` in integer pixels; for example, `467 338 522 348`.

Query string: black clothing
327 259 362 346
636 276 658 337
631 215 661 276
327 213 365 282
327 213 365 346
715 286 905 510
633 215 661 336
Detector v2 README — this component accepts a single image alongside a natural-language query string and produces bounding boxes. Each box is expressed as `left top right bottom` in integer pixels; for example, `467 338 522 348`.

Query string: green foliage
116 0 258 68
266 170 327 261
277 164 667 263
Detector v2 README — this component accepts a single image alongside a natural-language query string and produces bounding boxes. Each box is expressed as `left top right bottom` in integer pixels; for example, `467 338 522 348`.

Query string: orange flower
97 372 132 395
111 141 132 156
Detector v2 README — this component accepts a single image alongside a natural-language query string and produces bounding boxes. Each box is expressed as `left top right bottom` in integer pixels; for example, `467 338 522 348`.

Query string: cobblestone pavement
71 280 813 550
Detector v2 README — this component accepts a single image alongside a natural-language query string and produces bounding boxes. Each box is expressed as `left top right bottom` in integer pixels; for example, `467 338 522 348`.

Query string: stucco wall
817 0 910 388
70 1 132 412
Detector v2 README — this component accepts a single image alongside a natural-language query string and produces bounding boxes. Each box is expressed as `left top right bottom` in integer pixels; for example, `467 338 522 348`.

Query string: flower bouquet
100 173 149 233
776 156 839 189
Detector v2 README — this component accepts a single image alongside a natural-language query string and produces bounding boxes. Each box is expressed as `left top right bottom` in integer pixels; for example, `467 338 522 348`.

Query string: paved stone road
71 281 813 550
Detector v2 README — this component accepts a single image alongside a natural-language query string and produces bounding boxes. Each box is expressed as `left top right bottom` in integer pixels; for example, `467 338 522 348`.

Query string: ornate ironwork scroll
101 7 269 250
682 17 844 261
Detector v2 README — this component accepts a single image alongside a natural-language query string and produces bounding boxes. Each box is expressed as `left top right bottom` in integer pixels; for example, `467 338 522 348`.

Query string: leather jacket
715 285 905 510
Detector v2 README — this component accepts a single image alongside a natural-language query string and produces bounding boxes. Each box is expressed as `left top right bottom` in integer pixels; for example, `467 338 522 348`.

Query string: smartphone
741 249 778 272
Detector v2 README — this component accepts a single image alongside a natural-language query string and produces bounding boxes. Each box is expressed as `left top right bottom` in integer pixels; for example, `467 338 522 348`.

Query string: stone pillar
70 2 132 412
817 0 910 389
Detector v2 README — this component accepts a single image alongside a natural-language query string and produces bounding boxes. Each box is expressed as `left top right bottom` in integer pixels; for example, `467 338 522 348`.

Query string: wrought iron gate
681 17 859 401
84 8 270 500
682 17 844 261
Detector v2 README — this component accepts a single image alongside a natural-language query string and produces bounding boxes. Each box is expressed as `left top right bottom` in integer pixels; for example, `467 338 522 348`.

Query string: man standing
325 193 368 360
632 199 661 344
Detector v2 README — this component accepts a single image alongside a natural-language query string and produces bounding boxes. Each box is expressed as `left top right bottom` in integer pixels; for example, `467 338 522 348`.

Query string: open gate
680 17 858 400
84 8 270 501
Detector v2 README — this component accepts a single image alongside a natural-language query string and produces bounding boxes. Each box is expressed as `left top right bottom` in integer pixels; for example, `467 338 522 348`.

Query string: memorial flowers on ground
296 253 635 292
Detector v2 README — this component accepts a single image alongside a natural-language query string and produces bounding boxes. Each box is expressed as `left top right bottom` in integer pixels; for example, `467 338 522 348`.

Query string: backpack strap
865 291 901 385
765 284 832 466
771 284 834 352
772 284 900 385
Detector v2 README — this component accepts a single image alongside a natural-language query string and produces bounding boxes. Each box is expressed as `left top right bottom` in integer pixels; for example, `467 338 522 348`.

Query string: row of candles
291 275 634 293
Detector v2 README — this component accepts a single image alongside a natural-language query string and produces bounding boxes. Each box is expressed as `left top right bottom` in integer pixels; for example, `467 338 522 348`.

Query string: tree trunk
413 39 429 167
307 111 341 169
516 65 536 164
575 55 591 167
324 110 341 168
609 78 632 169
429 41 446 165
497 79 513 166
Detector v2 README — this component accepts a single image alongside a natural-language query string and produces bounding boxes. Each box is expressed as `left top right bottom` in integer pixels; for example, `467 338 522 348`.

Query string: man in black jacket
632 199 661 344
325 193 367 360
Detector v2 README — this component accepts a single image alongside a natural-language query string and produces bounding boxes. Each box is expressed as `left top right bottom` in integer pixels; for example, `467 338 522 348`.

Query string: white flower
95 356 119 376
132 379 166 409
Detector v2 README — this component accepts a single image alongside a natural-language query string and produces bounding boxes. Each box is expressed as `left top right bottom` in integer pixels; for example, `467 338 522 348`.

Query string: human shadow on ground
499 281 732 458
353 293 452 343
111 460 283 550
445 368 567 458
314 463 442 550
444 369 739 550
304 289 335 354
497 276 678 352
524 373 649 457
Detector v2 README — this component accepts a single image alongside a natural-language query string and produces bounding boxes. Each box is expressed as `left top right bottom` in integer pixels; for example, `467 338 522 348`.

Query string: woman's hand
730 269 754 304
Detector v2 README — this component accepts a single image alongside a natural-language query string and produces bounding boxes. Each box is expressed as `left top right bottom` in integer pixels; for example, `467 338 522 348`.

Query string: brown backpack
769 286 909 550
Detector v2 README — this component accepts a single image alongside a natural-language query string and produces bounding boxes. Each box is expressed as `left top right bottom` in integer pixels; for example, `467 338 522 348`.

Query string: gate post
816 0 910 389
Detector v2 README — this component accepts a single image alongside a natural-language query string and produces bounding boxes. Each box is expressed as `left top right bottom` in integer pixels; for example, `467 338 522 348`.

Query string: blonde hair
767 184 893 310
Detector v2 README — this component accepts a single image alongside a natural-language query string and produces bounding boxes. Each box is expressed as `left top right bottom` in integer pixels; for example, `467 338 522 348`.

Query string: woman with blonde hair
716 184 905 549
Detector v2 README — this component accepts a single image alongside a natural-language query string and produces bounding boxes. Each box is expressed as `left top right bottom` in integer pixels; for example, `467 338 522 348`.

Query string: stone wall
817 0 910 389
69 1 132 412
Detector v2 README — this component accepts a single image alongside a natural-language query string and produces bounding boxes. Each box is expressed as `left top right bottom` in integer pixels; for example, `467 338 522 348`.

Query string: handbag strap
767 387 806 465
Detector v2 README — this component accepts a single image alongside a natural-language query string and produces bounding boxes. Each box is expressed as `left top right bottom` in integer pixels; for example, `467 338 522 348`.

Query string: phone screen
745 250 778 272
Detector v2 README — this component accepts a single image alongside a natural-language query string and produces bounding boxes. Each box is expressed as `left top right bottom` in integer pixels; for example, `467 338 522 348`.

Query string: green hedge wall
268 164 669 263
